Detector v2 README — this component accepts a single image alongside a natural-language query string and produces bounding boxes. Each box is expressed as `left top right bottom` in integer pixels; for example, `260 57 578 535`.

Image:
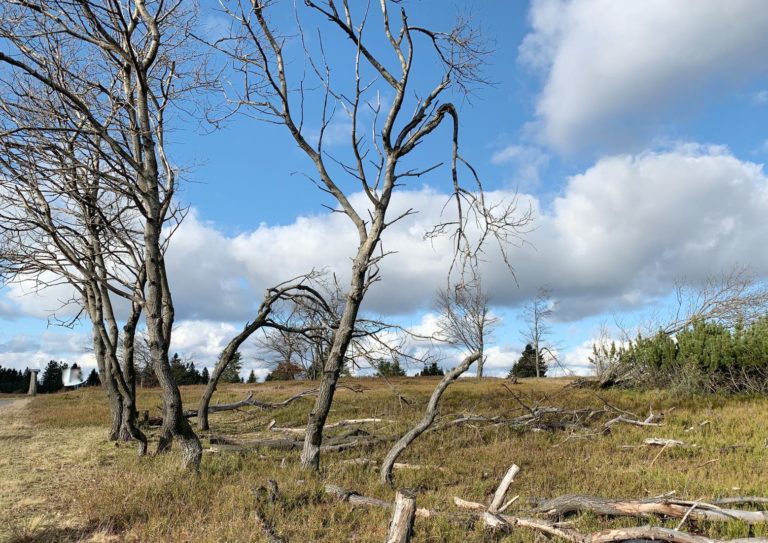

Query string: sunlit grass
2 378 768 541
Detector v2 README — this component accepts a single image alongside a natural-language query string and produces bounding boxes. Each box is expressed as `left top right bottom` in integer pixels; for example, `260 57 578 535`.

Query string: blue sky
3 0 768 379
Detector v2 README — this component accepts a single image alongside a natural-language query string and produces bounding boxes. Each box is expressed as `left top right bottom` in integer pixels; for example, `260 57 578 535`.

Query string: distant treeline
0 361 100 394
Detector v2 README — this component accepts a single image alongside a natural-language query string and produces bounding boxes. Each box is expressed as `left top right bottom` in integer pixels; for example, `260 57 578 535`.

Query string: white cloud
520 0 768 153
490 144 550 187
3 144 768 375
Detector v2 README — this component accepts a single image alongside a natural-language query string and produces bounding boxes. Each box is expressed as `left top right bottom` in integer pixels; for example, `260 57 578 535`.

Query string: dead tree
434 279 498 377
197 277 333 431
663 267 768 335
380 351 481 485
216 0 528 471
520 287 555 378
0 0 211 468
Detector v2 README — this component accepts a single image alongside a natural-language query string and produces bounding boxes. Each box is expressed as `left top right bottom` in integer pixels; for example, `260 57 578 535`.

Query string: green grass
2 378 768 542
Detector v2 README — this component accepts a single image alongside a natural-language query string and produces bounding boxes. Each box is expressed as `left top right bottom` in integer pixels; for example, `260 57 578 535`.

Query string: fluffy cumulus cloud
519 0 768 152
3 145 768 373
0 329 95 372
485 144 768 318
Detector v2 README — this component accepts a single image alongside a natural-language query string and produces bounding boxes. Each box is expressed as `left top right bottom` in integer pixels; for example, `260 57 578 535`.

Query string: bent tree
219 0 528 470
0 0 208 468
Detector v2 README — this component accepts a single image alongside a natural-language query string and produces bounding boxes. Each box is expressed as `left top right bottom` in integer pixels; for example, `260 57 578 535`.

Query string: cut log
386 489 417 543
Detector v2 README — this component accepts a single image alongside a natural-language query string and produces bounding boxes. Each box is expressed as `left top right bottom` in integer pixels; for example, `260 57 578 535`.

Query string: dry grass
2 379 768 542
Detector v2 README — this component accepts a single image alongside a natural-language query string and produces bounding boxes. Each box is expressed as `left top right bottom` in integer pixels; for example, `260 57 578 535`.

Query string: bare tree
0 44 149 451
0 0 210 468
434 280 498 377
520 287 554 378
197 275 334 431
216 0 528 471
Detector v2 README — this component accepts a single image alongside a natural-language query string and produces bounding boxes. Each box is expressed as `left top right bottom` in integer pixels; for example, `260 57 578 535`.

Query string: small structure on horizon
63 364 85 389
27 369 39 396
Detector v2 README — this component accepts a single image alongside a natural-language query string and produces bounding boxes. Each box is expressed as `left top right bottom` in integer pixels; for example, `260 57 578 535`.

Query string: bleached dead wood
270 418 393 435
185 389 318 418
533 495 768 524
603 415 663 432
490 464 520 512
209 430 394 453
386 490 417 543
323 485 436 519
645 438 685 447
455 496 768 543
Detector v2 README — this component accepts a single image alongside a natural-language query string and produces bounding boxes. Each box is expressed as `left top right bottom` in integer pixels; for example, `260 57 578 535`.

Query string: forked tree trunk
380 351 481 485
91 326 123 441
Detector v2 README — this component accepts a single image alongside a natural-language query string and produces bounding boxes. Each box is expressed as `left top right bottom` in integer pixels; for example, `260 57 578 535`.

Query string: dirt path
0 397 116 542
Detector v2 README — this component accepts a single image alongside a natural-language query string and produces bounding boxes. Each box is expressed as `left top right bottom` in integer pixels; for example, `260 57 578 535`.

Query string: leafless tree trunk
217 0 528 472
380 351 481 485
520 287 554 378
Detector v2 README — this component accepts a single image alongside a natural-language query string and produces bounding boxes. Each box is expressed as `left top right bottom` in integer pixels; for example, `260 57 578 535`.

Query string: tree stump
386 489 417 543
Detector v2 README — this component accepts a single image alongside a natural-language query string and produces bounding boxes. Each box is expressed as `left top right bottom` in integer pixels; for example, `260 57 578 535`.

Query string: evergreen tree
86 368 101 387
246 370 257 383
220 351 243 383
169 353 187 385
0 366 27 393
418 361 445 376
200 367 210 384
377 358 406 377
40 360 66 393
510 344 547 378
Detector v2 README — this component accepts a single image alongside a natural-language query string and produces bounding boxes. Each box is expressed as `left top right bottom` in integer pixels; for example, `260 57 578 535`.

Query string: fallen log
644 438 684 447
208 429 395 453
324 482 768 543
456 497 768 543
324 484 438 519
269 418 394 435
532 495 768 524
184 389 318 418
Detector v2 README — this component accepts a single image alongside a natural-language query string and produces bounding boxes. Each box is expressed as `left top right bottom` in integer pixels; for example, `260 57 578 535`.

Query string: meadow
2 378 768 542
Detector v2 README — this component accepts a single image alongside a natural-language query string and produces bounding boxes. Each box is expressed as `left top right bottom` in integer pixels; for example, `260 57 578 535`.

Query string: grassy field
2 378 768 542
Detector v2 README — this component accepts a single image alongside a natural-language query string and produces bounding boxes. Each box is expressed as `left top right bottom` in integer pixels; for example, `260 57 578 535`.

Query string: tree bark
380 351 481 485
